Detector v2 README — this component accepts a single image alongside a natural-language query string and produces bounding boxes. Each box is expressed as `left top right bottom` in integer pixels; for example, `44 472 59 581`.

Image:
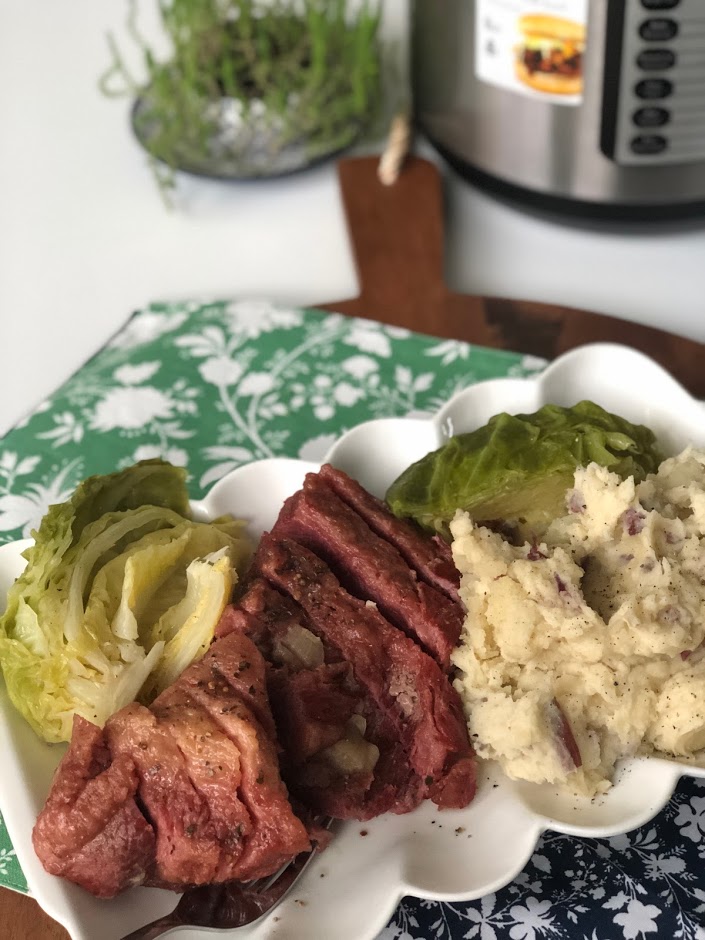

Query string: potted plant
103 0 384 197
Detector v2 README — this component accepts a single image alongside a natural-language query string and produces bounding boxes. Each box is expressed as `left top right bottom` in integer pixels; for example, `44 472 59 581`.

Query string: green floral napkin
0 299 546 895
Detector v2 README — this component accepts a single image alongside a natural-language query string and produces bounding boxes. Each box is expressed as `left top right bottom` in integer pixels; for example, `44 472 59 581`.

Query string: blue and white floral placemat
1 300 704 939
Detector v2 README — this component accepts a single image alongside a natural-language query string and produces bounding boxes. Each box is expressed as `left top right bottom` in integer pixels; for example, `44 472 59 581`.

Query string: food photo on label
513 13 586 96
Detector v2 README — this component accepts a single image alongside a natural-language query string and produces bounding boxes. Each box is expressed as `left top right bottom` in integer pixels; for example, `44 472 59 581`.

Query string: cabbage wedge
0 460 250 743
386 401 662 541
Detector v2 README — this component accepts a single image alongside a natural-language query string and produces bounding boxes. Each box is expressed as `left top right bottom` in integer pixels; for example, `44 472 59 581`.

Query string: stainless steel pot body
412 0 705 213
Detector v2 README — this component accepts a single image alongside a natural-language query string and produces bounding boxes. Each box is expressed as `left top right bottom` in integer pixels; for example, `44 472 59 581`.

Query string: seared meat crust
33 633 310 897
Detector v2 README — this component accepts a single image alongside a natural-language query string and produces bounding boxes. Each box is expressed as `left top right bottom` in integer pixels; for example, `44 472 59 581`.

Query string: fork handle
119 912 183 940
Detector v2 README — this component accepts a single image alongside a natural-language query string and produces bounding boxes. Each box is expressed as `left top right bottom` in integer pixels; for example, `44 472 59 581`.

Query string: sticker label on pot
475 0 588 105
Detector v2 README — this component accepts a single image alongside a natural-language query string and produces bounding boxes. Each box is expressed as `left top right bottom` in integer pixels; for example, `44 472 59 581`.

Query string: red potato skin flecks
546 698 583 771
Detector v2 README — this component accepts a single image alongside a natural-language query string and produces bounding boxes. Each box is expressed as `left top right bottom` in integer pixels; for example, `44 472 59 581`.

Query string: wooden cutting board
321 155 704 398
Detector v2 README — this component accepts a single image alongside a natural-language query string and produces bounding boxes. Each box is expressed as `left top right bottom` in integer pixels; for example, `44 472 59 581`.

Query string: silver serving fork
120 820 332 940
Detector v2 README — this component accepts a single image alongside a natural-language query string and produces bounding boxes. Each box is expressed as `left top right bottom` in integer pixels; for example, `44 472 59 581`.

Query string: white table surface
1 0 704 439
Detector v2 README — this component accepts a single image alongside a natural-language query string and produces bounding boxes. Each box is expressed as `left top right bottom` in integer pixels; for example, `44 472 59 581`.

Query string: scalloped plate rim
0 342 704 939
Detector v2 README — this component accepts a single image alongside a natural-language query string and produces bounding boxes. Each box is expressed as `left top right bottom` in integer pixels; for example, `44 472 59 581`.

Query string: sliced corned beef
150 687 253 882
270 664 360 762
232 579 410 820
34 464 475 903
179 629 278 743
318 463 460 602
32 716 155 898
181 633 310 881
35 633 311 897
106 703 221 887
252 535 476 812
271 472 462 669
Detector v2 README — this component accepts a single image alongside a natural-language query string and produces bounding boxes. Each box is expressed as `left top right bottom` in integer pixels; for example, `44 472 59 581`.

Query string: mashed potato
450 447 705 796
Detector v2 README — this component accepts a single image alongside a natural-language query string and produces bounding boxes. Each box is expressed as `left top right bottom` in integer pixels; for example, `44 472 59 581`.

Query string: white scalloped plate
2 343 705 940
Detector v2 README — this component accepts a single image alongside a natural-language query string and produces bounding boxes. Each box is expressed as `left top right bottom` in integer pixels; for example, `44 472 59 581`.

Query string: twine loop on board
377 112 412 186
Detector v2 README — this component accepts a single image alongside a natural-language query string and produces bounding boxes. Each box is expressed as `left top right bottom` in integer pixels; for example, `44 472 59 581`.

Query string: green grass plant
103 0 383 194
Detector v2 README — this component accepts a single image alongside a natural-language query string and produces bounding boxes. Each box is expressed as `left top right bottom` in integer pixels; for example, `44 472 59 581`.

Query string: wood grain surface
322 156 704 398
3 153 702 940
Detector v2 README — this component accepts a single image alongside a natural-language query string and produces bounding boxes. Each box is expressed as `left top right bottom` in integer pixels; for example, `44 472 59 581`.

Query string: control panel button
631 134 668 155
635 77 673 98
633 106 670 127
639 18 679 40
636 48 676 69
640 0 680 9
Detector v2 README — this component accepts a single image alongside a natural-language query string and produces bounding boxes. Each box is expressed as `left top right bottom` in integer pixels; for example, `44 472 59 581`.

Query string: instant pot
412 0 705 218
